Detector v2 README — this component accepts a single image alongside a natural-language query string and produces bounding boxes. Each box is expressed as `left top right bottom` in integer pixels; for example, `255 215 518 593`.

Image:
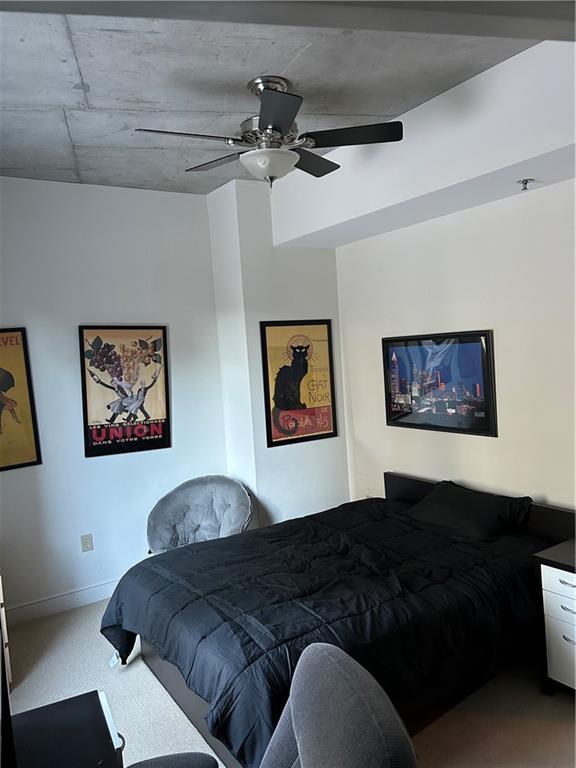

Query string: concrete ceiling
0 10 537 194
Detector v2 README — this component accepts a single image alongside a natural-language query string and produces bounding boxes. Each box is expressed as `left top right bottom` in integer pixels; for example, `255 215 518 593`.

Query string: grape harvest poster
0 328 42 471
79 326 171 458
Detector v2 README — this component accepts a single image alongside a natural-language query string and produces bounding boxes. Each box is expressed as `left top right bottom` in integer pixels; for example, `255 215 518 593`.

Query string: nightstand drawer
545 615 576 689
543 590 576 625
541 564 576 598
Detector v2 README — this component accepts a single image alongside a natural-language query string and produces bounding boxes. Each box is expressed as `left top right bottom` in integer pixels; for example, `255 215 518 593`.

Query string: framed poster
260 320 337 447
0 328 42 471
79 326 171 458
382 330 497 437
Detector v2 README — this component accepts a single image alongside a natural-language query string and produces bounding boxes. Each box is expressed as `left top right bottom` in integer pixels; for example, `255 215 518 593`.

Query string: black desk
13 690 123 768
534 539 575 573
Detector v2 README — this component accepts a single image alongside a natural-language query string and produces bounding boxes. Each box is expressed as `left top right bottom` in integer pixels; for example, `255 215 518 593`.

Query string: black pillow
407 481 532 540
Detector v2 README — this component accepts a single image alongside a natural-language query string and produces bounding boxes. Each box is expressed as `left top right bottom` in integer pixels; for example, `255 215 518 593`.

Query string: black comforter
101 498 543 768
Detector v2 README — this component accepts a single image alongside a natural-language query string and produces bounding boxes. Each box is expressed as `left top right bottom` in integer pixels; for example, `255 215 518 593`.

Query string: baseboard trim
6 579 118 625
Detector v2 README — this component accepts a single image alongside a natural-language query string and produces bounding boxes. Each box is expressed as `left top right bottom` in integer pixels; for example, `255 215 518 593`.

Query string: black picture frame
260 319 338 447
381 330 498 437
79 325 171 458
0 327 42 471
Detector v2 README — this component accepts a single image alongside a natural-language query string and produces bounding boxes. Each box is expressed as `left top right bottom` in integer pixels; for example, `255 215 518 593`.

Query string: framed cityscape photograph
382 330 497 437
0 327 42 471
79 326 171 458
260 320 337 447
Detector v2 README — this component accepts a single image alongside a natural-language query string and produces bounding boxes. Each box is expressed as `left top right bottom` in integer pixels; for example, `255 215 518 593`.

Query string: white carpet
8 600 575 768
9 600 223 766
413 660 575 768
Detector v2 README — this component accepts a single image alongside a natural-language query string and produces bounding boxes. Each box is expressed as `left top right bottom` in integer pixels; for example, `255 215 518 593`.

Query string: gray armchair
147 475 253 555
260 643 418 768
130 644 415 768
130 756 217 768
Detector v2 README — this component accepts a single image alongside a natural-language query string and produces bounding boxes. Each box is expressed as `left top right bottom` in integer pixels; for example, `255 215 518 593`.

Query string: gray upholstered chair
129 644 415 768
130 756 217 768
147 474 253 555
260 643 418 768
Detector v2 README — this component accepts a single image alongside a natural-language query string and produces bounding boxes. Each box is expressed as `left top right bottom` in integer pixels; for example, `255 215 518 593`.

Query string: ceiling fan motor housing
239 116 299 147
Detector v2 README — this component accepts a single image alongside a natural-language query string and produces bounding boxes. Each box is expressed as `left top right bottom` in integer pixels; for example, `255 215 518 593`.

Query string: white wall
337 180 575 508
208 180 350 525
0 177 227 620
208 182 257 492
272 41 575 248
235 181 350 523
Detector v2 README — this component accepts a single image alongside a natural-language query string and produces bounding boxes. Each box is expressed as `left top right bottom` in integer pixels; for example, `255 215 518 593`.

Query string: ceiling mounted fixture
135 75 404 187
517 178 535 191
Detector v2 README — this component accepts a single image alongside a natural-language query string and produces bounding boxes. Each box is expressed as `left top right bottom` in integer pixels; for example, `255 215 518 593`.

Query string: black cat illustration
272 344 309 436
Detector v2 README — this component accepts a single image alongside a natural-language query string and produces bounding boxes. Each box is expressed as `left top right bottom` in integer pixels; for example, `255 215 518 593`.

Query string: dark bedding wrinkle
101 497 544 768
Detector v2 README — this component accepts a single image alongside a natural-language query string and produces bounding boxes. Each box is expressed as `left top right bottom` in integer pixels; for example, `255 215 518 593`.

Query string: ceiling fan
136 75 404 187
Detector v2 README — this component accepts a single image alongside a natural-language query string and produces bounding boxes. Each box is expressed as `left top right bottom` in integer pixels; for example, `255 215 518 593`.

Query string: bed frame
383 472 575 544
142 637 243 768
142 471 574 768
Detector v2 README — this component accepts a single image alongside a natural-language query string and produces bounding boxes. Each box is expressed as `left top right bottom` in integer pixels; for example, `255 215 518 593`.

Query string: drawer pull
562 634 576 646
559 579 576 587
561 604 576 615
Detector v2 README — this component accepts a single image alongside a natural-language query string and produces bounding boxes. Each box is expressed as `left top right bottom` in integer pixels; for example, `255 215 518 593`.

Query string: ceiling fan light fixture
239 147 299 185
137 75 404 183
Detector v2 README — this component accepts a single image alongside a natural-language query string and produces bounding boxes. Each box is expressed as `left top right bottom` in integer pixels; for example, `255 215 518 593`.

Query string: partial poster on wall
79 326 171 458
0 328 42 471
260 320 337 447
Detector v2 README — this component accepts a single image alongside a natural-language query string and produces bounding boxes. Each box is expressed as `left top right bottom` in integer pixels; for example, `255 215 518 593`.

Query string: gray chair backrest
260 643 417 768
147 475 252 555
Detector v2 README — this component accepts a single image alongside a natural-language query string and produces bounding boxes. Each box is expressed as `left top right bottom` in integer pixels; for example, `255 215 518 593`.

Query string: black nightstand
534 539 575 692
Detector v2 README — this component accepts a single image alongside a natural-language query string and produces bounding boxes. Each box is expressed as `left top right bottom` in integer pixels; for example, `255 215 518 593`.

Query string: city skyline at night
382 333 497 436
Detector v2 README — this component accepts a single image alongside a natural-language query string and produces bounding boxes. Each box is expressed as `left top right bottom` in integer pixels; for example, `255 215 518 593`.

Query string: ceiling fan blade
184 153 243 172
258 89 303 134
136 128 238 144
293 148 340 178
300 121 403 149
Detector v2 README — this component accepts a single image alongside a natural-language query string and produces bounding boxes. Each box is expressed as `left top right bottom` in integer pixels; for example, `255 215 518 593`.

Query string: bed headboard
384 471 575 545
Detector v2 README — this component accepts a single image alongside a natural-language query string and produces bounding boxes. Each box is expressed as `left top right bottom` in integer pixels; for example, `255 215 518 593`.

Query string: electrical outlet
80 533 94 553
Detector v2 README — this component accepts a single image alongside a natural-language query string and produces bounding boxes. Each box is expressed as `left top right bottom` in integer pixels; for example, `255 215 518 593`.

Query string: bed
101 472 574 768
